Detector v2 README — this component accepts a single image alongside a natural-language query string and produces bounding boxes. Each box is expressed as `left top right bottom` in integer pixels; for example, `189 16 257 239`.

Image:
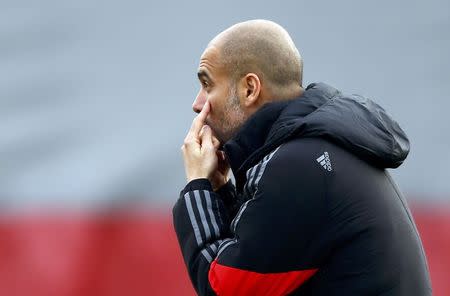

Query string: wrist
183 178 213 192
187 174 210 183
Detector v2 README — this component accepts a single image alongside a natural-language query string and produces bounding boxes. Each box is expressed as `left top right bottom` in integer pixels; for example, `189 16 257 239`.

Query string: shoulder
248 138 332 202
265 137 333 179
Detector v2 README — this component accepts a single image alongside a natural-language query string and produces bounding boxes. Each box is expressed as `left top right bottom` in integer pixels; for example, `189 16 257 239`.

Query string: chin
208 122 234 145
217 133 233 147
215 131 229 147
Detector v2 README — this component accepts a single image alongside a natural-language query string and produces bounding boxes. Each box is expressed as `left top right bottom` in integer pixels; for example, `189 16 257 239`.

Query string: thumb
212 135 220 150
217 150 226 162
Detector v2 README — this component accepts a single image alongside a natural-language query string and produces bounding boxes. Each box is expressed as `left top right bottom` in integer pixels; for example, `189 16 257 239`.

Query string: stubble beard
211 84 246 145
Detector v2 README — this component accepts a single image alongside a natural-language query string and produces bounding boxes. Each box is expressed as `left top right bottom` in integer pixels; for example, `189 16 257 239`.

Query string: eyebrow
197 69 212 81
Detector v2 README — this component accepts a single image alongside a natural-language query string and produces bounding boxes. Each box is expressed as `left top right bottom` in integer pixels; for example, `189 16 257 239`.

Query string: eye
202 80 209 88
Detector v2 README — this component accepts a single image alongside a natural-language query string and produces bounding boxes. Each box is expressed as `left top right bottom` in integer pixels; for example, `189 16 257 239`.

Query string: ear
241 73 261 107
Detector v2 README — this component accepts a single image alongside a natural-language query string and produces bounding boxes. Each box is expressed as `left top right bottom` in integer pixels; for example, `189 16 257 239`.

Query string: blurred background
0 0 449 295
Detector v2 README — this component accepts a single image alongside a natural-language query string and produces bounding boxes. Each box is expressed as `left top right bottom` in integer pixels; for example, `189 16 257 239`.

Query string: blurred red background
0 204 447 296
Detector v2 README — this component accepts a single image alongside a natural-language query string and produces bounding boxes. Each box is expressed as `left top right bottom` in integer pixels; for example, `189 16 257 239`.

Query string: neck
244 84 304 122
265 83 304 102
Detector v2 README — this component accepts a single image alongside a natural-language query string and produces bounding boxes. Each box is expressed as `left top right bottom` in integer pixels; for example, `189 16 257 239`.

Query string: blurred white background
1 0 449 206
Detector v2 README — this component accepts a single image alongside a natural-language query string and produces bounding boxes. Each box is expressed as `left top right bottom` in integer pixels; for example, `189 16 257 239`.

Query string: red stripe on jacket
208 259 318 296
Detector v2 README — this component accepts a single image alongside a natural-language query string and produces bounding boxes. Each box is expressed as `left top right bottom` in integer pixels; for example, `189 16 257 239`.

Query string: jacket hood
224 82 410 180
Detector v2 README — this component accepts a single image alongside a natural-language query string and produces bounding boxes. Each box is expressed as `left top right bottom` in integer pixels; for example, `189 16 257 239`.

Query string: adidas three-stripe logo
316 151 332 171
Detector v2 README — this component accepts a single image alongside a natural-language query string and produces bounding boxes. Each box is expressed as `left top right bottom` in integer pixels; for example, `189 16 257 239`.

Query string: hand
181 102 230 189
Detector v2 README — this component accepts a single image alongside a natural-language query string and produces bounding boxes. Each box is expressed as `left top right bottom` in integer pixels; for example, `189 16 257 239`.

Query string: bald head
210 20 303 98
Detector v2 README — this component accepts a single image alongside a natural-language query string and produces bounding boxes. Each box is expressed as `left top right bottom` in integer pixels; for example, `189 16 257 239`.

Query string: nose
192 89 206 114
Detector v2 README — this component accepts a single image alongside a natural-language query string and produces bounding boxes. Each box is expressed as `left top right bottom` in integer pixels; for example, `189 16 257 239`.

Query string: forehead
197 45 226 79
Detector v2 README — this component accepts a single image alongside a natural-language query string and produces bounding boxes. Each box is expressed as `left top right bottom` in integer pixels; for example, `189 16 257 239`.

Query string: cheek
205 99 223 128
208 85 230 118
206 94 218 113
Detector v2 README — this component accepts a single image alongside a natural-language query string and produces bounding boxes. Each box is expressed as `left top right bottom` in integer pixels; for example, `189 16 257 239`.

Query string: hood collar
223 82 410 189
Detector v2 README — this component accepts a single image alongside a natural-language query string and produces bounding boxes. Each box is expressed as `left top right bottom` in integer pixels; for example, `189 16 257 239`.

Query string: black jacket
173 83 432 295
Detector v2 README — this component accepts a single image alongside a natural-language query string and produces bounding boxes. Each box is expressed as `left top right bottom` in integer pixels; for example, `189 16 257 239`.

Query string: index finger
189 101 210 135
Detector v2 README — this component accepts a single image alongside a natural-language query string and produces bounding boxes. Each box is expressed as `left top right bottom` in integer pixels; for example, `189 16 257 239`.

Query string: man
173 20 432 295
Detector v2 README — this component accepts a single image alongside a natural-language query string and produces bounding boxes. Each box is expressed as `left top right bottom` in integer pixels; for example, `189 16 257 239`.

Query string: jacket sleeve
214 180 243 219
172 146 324 296
172 178 232 295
